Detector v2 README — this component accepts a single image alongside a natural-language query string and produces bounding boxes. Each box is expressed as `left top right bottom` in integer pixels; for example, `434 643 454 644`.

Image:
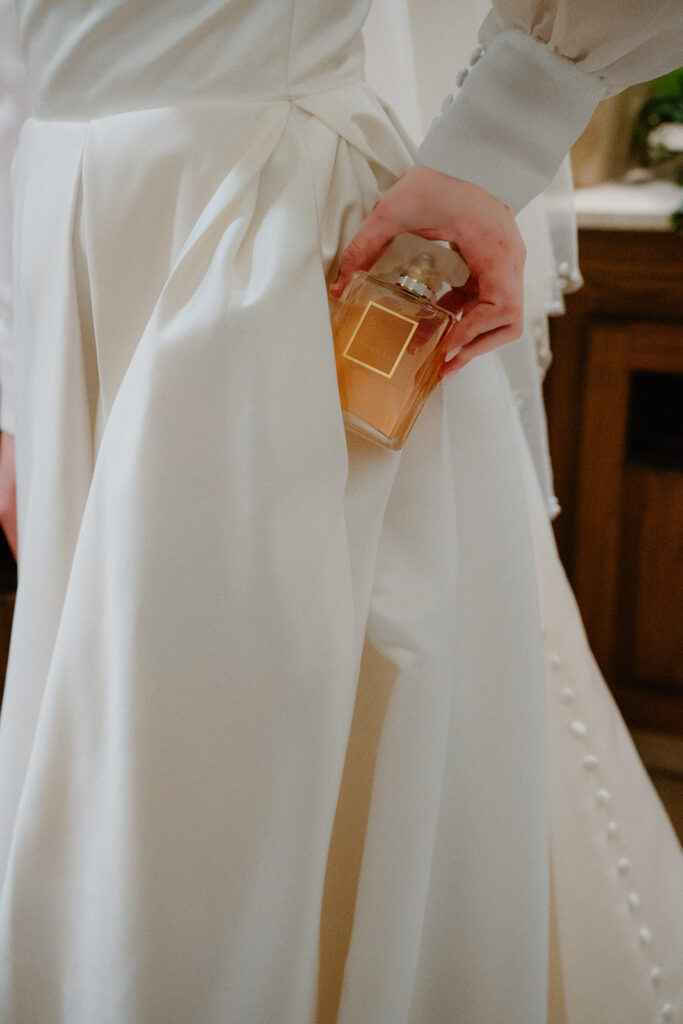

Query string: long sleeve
416 0 683 212
0 0 28 434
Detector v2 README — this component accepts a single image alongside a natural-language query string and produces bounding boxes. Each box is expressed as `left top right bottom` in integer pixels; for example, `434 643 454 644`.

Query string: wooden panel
621 466 683 689
551 301 683 736
546 230 683 573
612 683 683 735
571 231 683 313
573 320 633 680
628 324 683 373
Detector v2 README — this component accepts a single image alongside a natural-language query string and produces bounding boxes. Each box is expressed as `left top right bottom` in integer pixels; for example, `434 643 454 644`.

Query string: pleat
2 71 680 1024
0 90 418 1024
337 356 550 1024
0 120 94 882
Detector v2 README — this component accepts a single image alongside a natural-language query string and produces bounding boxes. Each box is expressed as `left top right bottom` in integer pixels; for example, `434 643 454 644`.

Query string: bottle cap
370 233 469 296
396 252 437 299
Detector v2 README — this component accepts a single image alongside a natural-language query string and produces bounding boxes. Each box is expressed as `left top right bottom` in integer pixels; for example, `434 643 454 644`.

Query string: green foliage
650 68 683 100
632 68 683 164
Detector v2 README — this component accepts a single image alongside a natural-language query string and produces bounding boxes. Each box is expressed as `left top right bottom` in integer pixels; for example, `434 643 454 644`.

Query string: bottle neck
396 273 434 300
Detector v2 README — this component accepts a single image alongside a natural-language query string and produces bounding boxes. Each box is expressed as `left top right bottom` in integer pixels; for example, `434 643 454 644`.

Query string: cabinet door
573 319 683 733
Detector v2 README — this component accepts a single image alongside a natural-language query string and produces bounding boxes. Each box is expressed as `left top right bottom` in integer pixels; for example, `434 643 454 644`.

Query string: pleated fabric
0 77 551 1024
0 2 681 1022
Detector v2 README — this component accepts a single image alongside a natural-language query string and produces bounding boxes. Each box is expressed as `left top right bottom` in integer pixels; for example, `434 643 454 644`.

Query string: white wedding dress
0 1 681 1022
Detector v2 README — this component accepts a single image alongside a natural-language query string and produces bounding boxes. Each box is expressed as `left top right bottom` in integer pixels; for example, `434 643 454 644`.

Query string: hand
329 164 525 379
0 431 17 560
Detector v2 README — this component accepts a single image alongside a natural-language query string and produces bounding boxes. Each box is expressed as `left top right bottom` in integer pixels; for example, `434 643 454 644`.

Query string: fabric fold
1 15 681 1021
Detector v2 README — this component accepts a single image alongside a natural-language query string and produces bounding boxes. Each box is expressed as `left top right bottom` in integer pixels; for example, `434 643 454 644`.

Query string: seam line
284 0 297 101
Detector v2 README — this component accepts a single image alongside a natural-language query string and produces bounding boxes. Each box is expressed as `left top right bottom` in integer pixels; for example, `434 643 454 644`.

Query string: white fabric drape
2 0 682 428
0 3 681 1023
486 0 683 90
0 0 26 433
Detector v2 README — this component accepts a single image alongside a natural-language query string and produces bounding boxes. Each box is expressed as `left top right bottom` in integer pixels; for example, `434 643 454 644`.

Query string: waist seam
28 76 369 125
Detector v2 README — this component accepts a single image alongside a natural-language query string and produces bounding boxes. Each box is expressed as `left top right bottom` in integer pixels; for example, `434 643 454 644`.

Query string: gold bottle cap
397 251 436 299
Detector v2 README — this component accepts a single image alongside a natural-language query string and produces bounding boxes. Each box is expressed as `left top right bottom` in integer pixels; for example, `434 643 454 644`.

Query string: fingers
437 282 477 318
446 291 523 352
329 164 527 376
328 164 447 297
438 256 523 380
439 321 524 380
328 199 404 298
441 217 524 359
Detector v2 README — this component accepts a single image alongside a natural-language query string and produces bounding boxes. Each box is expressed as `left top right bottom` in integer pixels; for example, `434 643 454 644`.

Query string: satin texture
0 2 681 1022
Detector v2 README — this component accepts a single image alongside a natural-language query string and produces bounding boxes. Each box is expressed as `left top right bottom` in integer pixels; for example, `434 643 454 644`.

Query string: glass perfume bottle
329 252 454 450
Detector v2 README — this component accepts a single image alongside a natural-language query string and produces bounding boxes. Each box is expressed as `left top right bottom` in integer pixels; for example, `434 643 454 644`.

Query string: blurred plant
630 68 683 231
632 68 683 182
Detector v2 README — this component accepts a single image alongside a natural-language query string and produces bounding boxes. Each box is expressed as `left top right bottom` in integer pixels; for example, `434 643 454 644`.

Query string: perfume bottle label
343 301 419 379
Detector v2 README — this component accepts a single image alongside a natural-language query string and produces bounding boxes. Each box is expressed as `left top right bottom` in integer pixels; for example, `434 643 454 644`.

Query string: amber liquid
329 272 454 449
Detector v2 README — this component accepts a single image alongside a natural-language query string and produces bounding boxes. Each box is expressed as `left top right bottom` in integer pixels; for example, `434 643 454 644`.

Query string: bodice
14 0 372 119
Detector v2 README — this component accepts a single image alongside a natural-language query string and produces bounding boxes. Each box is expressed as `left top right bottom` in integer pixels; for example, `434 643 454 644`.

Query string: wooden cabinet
546 228 683 735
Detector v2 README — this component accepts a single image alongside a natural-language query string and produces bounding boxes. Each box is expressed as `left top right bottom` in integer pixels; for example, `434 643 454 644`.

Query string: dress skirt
0 77 681 1024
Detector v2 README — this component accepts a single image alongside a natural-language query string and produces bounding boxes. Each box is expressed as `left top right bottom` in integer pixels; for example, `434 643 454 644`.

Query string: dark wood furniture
546 228 683 736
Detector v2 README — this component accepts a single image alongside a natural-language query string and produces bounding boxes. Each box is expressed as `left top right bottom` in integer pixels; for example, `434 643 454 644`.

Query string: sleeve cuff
415 30 607 213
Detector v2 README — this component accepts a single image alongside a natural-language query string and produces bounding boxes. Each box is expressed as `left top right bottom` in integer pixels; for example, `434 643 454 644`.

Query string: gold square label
343 301 418 378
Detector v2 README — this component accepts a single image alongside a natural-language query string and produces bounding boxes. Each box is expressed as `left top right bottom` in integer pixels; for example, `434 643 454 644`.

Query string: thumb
329 202 401 297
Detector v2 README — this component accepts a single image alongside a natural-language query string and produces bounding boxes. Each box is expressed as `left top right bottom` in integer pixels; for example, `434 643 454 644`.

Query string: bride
0 0 681 1021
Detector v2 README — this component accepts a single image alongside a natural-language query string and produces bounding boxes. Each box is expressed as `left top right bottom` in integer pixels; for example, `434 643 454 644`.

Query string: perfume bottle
329 252 454 450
